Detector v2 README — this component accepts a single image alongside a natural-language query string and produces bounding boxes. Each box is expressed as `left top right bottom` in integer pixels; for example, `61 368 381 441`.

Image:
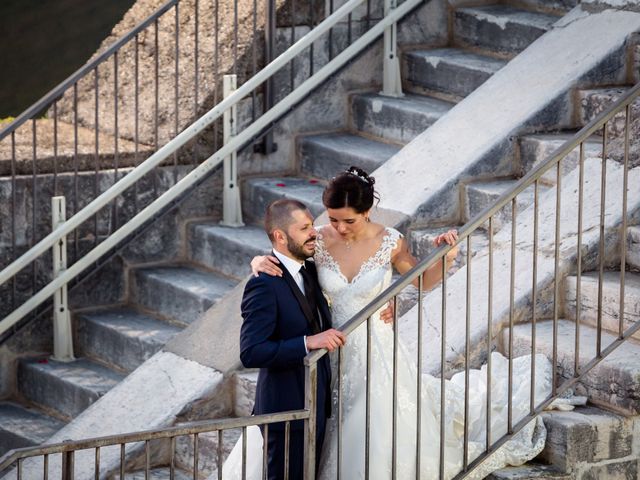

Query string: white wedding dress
222 227 555 480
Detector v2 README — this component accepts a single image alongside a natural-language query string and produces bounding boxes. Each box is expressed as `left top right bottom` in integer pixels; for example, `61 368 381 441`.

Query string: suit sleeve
240 276 308 368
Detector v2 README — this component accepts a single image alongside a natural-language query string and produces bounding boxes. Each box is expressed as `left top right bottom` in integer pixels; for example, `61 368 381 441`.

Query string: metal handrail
0 0 423 337
0 0 179 142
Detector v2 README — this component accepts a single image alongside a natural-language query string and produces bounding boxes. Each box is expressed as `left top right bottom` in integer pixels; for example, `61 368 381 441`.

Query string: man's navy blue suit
240 258 332 480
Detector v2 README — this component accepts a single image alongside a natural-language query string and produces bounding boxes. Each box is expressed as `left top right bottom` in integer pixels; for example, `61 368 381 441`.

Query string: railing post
220 75 245 227
380 0 403 98
51 196 75 362
254 0 278 155
304 361 318 480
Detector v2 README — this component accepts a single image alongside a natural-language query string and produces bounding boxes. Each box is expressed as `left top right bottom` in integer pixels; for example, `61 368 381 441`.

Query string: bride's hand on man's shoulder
251 255 283 277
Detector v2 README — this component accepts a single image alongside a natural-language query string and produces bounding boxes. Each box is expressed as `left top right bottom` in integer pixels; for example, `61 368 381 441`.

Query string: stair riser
512 0 578 14
540 408 634 473
74 317 171 373
18 363 104 419
565 275 640 341
0 432 34 456
627 227 640 270
403 54 493 98
454 9 552 55
576 88 629 127
298 137 397 181
464 184 538 232
241 180 325 224
131 272 218 327
188 227 271 280
175 429 240 478
234 371 258 417
350 95 442 144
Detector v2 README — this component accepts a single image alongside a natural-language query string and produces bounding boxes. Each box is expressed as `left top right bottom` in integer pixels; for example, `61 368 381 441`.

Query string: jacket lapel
304 260 331 330
276 253 319 333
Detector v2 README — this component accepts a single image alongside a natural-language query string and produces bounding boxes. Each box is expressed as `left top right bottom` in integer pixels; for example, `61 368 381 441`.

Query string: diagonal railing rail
0 0 422 342
1 80 638 478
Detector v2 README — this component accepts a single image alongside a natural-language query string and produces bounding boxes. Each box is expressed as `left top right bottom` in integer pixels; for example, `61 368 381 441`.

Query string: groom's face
283 209 317 261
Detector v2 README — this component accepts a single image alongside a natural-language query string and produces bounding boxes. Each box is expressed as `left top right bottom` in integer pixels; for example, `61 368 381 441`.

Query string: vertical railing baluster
73 82 79 262
284 422 290 480
416 274 423 478
170 436 176 480
347 13 352 44
439 255 447 480
154 19 159 197
392 295 398 480
242 426 248 480
552 161 563 396
337 347 343 480
145 440 150 480
251 0 257 122
218 430 223 480
113 52 120 230
262 425 269 480
309 0 315 76
17 458 22 480
531 180 539 414
508 198 516 434
233 0 238 75
575 144 585 376
174 2 180 181
193 0 200 165
134 34 140 215
94 67 100 247
95 447 100 480
43 453 48 480
194 433 199 480
463 236 471 471
486 216 493 452
120 443 126 479
31 119 37 297
10 131 16 310
619 105 630 339
365 316 372 478
289 0 296 91
213 0 220 151
328 0 334 60
597 125 608 357
53 102 59 194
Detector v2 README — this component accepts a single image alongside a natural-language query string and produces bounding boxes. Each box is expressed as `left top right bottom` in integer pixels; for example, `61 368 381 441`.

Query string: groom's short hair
264 199 309 242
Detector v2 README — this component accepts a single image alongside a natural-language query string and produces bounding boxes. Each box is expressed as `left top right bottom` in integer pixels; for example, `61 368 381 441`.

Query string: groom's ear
272 228 286 245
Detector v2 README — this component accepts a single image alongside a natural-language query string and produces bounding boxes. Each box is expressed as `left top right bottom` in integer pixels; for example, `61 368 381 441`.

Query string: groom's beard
287 234 316 261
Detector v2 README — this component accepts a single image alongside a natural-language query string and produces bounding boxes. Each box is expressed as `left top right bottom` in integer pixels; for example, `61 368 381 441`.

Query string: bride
223 166 551 479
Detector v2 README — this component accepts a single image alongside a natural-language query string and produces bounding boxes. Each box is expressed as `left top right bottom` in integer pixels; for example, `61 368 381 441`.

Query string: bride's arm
250 255 283 277
392 231 458 290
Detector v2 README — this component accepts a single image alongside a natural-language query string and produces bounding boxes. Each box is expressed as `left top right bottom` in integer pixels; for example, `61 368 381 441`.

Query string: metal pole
51 196 75 362
256 0 277 154
380 0 403 97
221 75 244 227
304 362 318 480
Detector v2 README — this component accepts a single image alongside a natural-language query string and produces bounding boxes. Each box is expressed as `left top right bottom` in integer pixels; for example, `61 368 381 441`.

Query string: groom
240 199 346 480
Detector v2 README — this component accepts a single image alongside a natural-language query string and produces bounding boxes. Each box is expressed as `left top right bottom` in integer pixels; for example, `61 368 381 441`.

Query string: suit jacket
240 258 332 431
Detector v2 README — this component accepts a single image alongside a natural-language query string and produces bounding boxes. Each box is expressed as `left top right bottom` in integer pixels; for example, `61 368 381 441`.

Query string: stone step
409 226 489 273
508 0 578 15
628 226 640 270
539 406 634 473
519 132 603 183
576 86 631 127
350 92 454 144
564 271 640 340
506 319 640 414
486 463 572 479
454 5 559 55
0 401 66 456
188 223 273 280
233 369 259 417
242 177 325 223
298 132 400 180
74 308 182 372
131 266 236 327
18 357 124 419
403 48 506 98
463 179 550 231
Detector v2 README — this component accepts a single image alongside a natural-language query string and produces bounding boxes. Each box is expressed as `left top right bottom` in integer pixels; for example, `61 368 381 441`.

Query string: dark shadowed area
0 0 136 117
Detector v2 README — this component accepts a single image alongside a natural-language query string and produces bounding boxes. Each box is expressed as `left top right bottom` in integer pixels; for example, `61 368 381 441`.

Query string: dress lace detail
223 226 552 479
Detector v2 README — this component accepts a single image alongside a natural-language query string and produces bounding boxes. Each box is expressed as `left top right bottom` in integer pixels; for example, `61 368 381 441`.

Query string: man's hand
306 328 346 352
380 300 395 324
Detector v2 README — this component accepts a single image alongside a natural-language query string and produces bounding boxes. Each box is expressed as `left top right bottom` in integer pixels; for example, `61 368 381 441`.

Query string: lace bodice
314 226 402 328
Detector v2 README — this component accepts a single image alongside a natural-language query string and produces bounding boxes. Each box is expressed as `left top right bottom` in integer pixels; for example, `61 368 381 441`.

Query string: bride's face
326 206 368 239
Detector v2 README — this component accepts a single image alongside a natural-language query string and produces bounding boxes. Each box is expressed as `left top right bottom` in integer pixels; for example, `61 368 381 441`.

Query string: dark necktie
300 264 322 333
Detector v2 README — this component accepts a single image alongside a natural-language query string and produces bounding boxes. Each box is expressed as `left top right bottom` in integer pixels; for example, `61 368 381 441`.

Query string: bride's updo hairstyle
322 166 379 213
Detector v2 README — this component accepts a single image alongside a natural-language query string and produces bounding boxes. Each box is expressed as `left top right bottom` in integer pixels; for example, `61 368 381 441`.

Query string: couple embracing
226 167 458 480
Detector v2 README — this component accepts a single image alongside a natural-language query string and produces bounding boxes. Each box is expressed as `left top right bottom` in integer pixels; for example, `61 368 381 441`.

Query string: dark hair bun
322 166 379 213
